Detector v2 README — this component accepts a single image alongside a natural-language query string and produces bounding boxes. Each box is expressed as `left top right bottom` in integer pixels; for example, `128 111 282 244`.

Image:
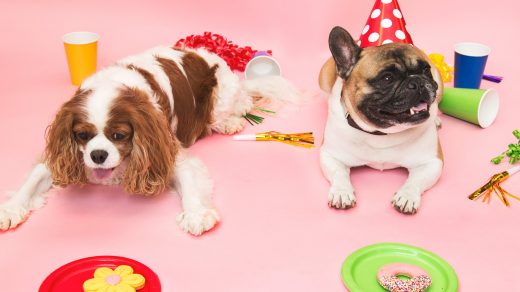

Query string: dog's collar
345 112 387 136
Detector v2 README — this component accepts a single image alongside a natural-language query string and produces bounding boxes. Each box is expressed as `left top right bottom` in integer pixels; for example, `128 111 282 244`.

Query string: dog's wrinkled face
329 26 440 131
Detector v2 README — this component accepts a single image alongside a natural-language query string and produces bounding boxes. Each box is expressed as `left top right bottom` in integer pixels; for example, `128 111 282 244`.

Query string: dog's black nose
406 78 424 91
91 150 108 164
407 82 418 90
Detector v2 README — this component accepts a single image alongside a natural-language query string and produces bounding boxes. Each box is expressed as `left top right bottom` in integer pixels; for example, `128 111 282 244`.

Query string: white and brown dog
0 46 299 235
319 27 443 214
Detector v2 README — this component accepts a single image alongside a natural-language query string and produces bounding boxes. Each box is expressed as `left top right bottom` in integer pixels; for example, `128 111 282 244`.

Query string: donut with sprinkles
377 263 432 292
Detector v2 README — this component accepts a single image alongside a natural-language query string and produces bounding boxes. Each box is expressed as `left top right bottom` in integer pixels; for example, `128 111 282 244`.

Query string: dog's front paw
213 116 245 135
223 116 246 134
328 186 356 209
176 208 220 236
0 203 29 231
392 186 421 214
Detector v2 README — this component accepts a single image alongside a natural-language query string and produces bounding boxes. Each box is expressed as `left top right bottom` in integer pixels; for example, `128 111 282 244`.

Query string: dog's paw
392 186 421 214
223 116 246 134
0 203 29 231
213 116 246 135
176 208 220 236
234 96 254 115
328 186 356 209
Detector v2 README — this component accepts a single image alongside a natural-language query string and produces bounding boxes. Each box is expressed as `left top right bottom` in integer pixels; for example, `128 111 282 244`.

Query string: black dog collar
345 113 387 136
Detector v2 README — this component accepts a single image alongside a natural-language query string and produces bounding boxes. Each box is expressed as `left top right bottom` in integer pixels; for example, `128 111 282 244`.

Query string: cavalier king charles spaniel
0 46 300 235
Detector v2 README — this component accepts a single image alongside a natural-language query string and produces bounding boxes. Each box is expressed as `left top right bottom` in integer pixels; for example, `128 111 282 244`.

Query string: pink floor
1 0 519 291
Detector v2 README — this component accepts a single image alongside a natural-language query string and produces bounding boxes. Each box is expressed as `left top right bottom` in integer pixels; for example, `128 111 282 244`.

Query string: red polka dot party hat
358 0 413 48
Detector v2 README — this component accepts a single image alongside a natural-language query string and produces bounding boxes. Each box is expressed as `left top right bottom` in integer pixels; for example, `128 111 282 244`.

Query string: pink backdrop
1 0 519 291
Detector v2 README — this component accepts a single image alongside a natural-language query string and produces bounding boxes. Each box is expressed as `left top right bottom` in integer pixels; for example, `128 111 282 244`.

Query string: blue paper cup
454 42 491 89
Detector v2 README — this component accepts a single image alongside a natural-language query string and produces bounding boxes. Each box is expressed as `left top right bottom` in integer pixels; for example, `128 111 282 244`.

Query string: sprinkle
378 275 432 292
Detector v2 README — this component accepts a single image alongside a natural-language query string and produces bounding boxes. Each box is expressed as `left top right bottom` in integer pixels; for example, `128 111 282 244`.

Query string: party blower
233 131 314 148
469 166 520 206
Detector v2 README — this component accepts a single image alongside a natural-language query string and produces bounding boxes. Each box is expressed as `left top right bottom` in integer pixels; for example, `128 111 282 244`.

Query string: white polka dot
368 32 380 42
371 9 381 18
357 40 361 46
395 30 406 40
381 0 392 3
381 19 392 28
382 39 393 45
393 9 402 18
362 25 370 35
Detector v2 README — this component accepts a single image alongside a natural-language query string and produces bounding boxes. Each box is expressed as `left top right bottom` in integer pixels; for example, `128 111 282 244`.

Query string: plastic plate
39 255 161 292
341 242 458 292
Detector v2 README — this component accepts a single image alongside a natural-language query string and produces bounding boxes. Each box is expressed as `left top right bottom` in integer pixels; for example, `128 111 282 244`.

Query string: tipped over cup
245 51 281 80
63 32 99 86
439 87 499 128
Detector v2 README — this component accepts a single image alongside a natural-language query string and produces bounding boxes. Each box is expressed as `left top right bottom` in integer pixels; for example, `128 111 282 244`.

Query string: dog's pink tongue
412 102 428 112
94 168 112 179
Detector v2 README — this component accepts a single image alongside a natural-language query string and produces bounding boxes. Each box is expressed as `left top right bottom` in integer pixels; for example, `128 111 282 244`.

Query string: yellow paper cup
63 32 99 86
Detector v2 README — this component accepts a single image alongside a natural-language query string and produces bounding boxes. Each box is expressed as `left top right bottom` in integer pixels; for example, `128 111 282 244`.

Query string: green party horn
439 87 499 128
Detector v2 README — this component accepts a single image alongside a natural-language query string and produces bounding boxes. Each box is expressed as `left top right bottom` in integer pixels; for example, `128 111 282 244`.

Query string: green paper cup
439 87 499 128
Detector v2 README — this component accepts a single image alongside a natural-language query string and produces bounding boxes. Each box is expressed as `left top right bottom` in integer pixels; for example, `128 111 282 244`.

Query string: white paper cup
245 52 281 80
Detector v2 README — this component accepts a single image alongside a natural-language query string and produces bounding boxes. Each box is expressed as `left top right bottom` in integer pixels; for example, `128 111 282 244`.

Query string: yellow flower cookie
83 265 145 292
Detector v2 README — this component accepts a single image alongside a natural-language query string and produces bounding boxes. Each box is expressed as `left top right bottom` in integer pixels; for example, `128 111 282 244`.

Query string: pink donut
377 263 432 292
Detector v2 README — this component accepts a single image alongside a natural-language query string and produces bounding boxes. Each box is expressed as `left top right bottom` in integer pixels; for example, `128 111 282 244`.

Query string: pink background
1 0 519 291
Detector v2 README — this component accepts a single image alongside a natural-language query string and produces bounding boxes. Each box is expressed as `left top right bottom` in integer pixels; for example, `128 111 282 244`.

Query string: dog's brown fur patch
127 65 173 124
318 57 337 93
109 87 178 195
437 138 444 162
157 52 218 146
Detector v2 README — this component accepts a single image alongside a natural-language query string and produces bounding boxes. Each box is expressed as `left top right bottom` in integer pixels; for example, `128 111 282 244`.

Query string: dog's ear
44 92 89 186
121 88 178 195
319 57 338 93
329 26 362 80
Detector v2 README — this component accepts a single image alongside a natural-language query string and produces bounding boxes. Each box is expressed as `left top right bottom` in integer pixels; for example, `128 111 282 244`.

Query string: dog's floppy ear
120 88 178 196
329 26 362 80
44 91 89 186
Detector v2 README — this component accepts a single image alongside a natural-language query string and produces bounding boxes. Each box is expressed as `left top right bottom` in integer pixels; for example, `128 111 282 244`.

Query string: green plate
341 243 458 292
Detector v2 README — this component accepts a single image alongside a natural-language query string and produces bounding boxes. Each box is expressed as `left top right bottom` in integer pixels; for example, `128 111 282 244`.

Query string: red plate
39 256 161 292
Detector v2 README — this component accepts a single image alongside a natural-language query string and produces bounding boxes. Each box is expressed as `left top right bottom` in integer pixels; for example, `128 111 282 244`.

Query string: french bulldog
319 26 443 214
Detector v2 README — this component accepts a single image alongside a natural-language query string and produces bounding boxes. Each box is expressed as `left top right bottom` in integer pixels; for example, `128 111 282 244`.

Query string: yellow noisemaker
233 131 314 148
469 166 520 206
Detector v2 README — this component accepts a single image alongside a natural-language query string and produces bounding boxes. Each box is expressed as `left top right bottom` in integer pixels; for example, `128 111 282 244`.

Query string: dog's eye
112 132 126 141
76 132 90 141
423 66 432 76
382 73 394 83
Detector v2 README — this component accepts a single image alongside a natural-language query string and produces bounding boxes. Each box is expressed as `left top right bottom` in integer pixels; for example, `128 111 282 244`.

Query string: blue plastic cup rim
454 42 490 57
